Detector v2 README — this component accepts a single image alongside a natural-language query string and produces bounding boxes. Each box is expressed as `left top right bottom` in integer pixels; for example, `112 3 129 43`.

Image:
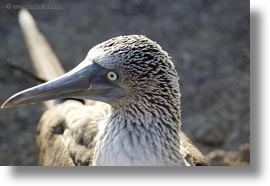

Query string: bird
1 35 208 166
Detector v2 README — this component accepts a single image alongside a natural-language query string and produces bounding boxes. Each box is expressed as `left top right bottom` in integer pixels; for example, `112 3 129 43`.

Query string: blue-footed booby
1 35 208 166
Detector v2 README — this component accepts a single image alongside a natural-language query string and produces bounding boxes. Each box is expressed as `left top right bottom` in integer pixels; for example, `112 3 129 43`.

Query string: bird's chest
93 131 145 165
93 135 134 166
92 123 169 166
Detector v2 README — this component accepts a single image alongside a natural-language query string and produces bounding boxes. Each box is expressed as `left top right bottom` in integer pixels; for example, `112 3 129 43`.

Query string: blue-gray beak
1 62 123 109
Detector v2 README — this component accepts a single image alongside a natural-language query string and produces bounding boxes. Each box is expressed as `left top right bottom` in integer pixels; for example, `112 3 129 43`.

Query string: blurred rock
206 143 250 166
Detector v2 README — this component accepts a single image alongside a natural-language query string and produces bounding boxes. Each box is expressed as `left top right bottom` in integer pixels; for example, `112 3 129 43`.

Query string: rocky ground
0 0 249 165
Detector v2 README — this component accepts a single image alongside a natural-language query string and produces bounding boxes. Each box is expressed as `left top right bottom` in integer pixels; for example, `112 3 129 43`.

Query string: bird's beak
1 62 122 109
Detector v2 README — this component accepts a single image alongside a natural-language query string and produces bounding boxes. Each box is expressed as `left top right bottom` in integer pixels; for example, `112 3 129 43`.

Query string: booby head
1 35 180 111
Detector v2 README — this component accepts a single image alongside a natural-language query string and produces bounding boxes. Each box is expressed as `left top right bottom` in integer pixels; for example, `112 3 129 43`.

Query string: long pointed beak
1 62 120 109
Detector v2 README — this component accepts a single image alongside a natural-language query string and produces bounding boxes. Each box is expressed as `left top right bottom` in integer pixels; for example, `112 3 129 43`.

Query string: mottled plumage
37 100 207 166
3 35 208 166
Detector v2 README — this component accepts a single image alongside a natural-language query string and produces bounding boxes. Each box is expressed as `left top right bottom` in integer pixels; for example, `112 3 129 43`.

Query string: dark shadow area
249 11 261 172
10 166 258 178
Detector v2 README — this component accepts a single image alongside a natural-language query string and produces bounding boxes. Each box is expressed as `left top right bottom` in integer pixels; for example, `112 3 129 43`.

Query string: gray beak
1 62 122 109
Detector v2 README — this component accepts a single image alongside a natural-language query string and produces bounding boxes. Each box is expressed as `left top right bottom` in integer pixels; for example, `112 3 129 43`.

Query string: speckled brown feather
37 100 208 166
179 131 208 166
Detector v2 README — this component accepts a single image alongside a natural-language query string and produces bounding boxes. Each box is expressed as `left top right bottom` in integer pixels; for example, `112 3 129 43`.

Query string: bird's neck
93 100 186 166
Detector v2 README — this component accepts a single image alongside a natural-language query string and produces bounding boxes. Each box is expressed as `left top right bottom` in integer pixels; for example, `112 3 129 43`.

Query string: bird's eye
107 71 118 81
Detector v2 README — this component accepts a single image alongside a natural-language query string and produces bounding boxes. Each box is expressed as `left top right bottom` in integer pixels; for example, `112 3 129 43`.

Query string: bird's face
1 35 179 108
